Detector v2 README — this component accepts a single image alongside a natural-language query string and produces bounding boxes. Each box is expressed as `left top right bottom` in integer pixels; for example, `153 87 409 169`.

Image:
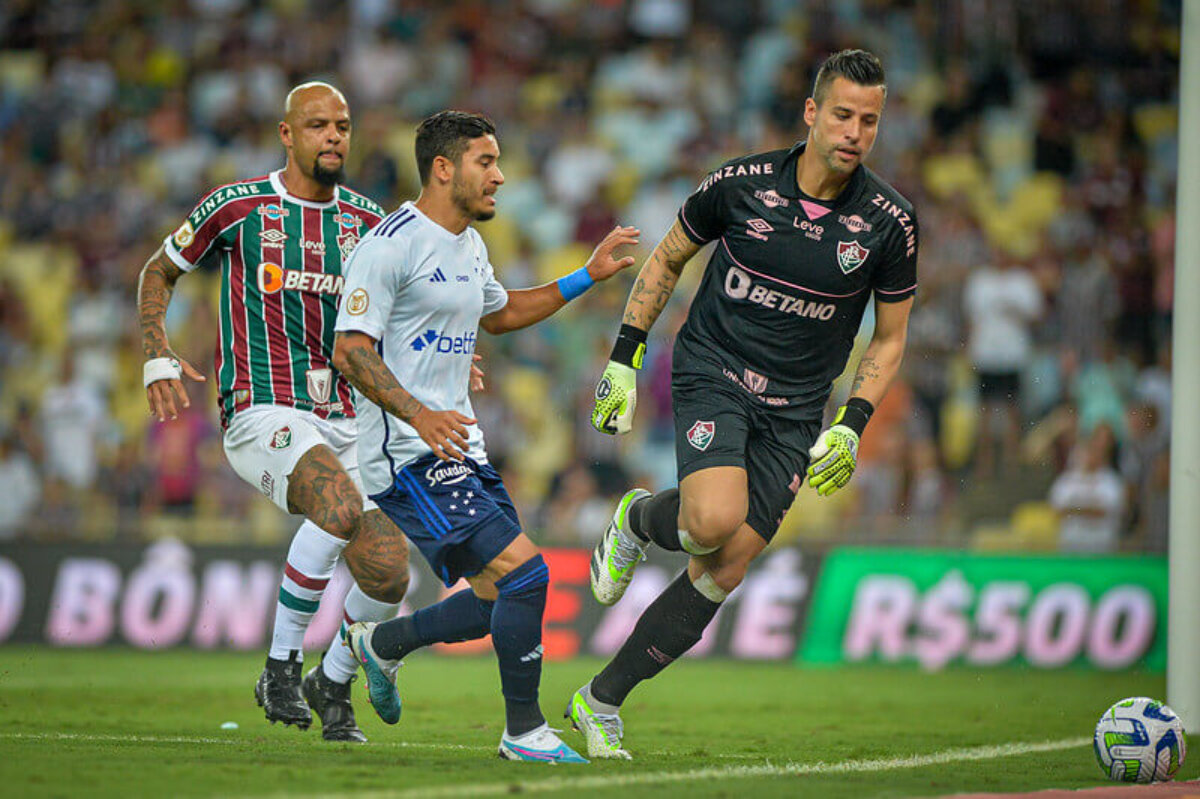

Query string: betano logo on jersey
257 262 345 295
410 328 477 355
724 266 836 320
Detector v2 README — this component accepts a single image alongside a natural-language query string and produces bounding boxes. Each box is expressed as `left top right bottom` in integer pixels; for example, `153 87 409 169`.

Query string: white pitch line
301 736 1093 799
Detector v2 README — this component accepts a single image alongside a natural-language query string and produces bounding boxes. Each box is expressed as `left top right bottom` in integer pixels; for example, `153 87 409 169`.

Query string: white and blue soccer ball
1093 697 1186 783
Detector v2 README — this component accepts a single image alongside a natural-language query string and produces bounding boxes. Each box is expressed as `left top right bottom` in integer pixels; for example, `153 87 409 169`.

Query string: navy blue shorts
369 454 521 587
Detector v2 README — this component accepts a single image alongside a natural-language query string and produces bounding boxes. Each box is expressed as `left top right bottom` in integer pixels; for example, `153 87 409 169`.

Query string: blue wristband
556 267 594 301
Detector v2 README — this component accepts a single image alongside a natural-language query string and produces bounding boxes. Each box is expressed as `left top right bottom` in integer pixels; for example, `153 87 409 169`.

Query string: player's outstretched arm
138 245 206 422
332 331 476 462
591 219 702 435
808 296 913 496
480 225 639 335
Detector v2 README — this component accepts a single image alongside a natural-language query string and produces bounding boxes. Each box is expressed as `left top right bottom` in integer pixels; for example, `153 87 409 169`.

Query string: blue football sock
370 588 495 661
492 555 549 737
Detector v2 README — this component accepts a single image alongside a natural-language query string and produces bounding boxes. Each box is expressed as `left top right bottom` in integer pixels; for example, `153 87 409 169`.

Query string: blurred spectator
964 251 1044 477
1049 424 1126 553
0 429 40 538
144 405 212 515
39 353 108 492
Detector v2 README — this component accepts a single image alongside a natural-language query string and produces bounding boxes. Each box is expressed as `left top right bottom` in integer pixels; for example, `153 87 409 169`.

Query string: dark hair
415 111 497 185
812 49 887 106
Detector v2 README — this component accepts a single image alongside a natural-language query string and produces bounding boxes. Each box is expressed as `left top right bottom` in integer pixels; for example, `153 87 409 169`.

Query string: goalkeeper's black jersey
674 141 918 419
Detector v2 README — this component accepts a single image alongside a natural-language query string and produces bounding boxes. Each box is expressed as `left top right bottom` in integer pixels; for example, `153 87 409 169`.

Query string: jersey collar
775 141 866 210
269 170 339 210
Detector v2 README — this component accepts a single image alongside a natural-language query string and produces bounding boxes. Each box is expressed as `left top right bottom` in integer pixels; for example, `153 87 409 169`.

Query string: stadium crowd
0 0 1181 554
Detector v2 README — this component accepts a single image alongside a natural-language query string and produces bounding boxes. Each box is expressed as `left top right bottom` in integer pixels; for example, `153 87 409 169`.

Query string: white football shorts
222 405 377 514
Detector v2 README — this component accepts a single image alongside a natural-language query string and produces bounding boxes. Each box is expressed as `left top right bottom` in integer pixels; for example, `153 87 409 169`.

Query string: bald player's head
279 82 351 188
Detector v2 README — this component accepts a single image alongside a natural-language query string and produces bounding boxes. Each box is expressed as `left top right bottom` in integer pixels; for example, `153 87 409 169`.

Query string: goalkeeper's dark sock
590 570 721 706
628 488 683 551
370 588 494 661
492 556 550 737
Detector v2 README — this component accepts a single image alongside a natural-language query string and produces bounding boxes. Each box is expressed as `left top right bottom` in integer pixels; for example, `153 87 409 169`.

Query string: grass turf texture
0 647 1194 798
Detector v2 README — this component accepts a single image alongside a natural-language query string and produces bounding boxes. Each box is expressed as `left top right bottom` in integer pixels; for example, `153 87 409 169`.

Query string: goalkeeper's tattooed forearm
850 356 882 395
341 341 424 422
622 226 692 329
138 252 185 359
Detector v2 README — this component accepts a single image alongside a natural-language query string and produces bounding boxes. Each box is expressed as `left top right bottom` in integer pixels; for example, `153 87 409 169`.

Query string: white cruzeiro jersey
334 201 508 496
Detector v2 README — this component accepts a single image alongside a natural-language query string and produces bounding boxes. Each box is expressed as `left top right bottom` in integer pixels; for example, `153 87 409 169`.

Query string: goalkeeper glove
592 324 647 435
806 398 874 497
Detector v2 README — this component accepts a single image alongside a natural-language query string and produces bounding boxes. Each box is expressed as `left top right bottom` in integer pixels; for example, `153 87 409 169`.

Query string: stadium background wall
0 542 1166 672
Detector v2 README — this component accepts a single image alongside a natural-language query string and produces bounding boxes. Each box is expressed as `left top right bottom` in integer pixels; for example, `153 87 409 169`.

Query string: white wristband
143 357 182 387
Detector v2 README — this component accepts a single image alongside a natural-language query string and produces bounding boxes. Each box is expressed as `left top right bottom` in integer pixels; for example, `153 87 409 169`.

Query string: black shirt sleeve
677 169 728 245
872 208 919 303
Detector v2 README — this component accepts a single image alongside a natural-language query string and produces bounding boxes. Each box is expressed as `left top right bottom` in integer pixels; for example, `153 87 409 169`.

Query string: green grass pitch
0 647 1194 797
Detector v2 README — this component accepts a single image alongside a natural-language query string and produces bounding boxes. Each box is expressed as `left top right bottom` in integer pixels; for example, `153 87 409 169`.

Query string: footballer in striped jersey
138 83 411 743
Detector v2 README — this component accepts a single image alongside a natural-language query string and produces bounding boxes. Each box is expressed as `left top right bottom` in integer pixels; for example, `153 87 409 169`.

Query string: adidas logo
519 645 544 663
428 268 448 283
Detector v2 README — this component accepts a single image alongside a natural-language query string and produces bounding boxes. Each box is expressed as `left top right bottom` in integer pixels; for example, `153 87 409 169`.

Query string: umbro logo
429 268 448 283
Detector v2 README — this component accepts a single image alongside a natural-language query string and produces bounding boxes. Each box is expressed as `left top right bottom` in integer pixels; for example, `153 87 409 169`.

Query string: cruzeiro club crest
836 240 870 274
686 420 715 451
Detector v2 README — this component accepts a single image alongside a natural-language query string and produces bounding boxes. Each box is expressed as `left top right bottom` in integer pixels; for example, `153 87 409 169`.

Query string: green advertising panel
798 548 1166 670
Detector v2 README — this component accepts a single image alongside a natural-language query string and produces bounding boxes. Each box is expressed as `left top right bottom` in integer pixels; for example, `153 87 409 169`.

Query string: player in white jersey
331 111 638 763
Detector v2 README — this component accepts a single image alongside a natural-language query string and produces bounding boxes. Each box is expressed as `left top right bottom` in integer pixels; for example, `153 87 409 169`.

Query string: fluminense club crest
836 240 870 274
687 420 715 451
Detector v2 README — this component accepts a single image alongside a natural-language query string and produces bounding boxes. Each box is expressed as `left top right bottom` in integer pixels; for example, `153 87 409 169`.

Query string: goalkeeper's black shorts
670 367 822 542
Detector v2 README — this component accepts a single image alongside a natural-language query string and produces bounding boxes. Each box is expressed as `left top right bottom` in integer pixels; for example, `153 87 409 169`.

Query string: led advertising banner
798 548 1166 671
0 541 821 660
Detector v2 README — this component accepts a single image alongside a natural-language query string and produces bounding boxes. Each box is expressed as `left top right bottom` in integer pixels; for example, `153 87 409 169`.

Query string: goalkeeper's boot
591 488 651 606
345 621 402 725
254 651 311 730
498 723 589 763
565 685 632 760
302 659 368 743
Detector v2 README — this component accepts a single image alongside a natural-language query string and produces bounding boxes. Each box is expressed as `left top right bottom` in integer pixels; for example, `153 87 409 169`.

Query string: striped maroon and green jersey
162 170 385 428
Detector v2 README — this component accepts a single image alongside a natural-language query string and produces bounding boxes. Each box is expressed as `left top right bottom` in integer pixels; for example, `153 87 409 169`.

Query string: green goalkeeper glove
806 399 874 497
592 360 638 435
592 324 647 435
806 424 859 496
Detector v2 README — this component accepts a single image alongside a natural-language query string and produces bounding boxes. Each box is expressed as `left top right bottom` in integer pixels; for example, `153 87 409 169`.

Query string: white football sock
321 583 400 684
269 521 346 661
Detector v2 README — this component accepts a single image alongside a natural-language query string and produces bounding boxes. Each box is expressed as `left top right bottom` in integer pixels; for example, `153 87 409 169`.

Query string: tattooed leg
286 446 409 603
342 509 411 603
286 445 362 538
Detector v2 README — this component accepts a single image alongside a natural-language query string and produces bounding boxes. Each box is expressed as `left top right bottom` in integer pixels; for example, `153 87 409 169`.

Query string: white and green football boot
345 621 401 725
565 686 632 759
591 488 651 606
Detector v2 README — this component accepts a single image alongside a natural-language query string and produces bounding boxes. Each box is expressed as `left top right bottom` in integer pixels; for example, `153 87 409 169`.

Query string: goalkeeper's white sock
322 584 400 684
268 521 346 661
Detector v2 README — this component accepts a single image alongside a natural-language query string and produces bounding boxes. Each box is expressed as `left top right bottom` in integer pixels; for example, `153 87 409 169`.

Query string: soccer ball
1093 697 1186 783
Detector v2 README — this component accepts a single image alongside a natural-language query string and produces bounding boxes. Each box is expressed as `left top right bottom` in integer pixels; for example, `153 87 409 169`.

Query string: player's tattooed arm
138 246 186 359
849 296 914 407
333 331 476 461
138 245 206 421
333 331 424 421
622 219 702 331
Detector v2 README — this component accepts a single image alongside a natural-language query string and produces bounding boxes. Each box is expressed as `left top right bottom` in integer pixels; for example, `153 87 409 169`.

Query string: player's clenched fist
591 360 638 435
